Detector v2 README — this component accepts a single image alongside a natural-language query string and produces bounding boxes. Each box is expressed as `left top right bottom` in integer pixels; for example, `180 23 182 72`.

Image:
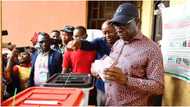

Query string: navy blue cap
111 3 138 25
61 25 74 33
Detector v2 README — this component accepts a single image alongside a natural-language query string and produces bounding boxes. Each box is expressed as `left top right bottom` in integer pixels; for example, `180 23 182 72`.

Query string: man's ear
135 17 141 28
135 18 140 25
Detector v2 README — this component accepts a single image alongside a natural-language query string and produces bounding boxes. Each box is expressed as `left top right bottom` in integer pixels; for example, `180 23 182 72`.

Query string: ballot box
43 73 94 106
2 87 84 106
44 73 93 88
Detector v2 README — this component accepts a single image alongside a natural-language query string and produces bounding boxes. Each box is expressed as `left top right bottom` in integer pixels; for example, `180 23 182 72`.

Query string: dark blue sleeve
28 65 34 87
80 40 96 51
57 52 63 73
28 52 37 87
49 50 62 75
80 39 102 51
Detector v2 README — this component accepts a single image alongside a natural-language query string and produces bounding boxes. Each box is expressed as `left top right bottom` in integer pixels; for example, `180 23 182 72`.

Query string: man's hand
11 48 18 58
91 63 101 79
104 66 128 85
91 65 98 77
66 39 81 51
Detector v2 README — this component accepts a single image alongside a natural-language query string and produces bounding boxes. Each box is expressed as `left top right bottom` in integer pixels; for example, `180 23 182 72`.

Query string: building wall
2 1 87 47
0 0 2 102
141 0 154 39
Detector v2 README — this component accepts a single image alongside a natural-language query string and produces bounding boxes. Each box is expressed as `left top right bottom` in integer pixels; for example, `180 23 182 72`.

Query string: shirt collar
39 51 49 56
132 31 143 40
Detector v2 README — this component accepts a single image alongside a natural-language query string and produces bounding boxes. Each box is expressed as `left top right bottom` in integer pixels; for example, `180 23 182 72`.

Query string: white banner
161 2 190 82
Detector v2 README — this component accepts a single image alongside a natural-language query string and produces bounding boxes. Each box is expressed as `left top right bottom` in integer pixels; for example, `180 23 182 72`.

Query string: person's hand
66 39 81 51
91 64 98 76
91 71 101 79
7 42 16 51
91 63 102 79
104 66 128 85
9 48 18 62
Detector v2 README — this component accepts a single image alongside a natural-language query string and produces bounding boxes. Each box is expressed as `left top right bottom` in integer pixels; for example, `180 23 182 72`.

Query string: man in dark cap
102 3 164 106
60 25 75 53
60 26 74 45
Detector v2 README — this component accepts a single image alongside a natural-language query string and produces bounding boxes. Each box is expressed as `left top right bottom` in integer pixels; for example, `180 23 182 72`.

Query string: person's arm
12 65 19 75
28 52 36 87
57 52 63 73
12 65 21 92
80 40 96 51
104 48 164 95
28 67 34 87
4 49 18 82
62 51 71 73
66 39 96 51
127 48 164 95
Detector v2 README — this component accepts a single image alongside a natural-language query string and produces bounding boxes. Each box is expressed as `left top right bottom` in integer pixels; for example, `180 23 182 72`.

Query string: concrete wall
2 1 87 47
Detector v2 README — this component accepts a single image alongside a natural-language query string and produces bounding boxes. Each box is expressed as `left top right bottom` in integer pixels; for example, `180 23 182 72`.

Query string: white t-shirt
34 52 49 86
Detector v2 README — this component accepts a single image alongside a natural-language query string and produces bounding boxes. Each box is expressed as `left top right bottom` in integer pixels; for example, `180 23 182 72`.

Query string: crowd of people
2 3 164 106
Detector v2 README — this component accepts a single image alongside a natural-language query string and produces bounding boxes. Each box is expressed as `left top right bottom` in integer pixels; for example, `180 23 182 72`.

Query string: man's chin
120 36 130 41
106 39 112 43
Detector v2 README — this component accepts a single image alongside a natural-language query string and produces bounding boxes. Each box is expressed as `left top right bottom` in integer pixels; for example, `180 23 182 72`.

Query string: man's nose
63 36 67 40
105 33 109 37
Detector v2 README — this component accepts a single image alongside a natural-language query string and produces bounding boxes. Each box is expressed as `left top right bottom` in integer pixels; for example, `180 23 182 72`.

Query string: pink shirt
105 32 164 106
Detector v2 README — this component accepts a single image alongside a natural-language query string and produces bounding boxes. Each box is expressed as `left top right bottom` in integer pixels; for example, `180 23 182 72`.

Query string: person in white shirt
29 32 63 86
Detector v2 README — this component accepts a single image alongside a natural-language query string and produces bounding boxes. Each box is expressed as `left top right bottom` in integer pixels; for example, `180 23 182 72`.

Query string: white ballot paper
91 55 115 82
